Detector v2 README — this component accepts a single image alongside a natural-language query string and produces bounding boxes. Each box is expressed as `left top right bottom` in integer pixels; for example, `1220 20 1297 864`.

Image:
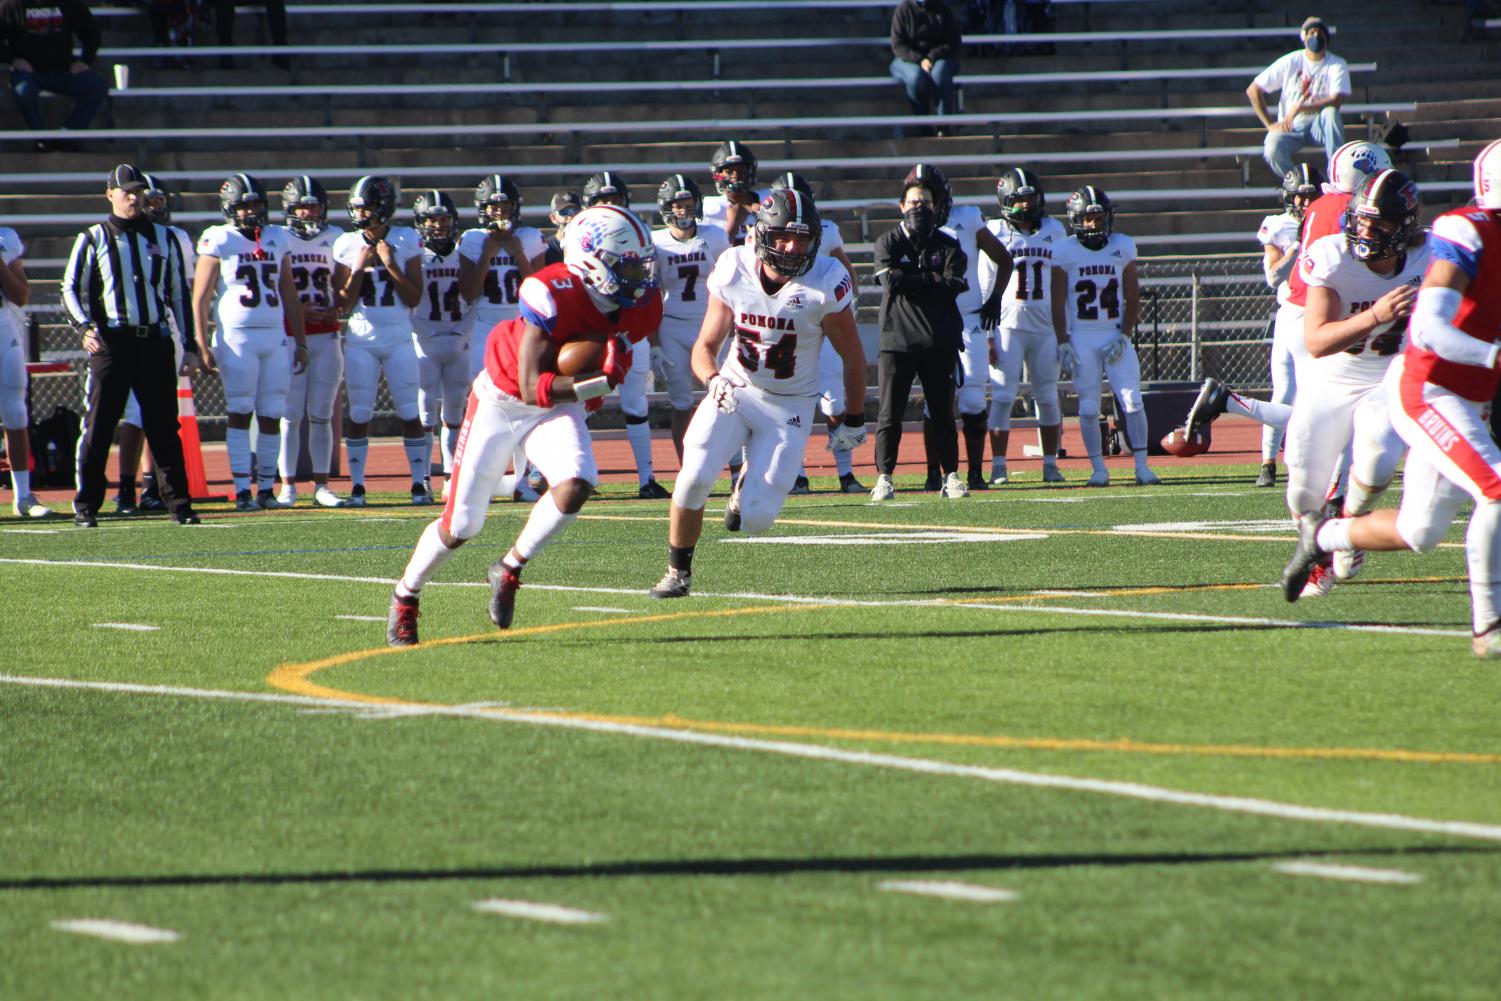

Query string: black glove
979 293 1003 331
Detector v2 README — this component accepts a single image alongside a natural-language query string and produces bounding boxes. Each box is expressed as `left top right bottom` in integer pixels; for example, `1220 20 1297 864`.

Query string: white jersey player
332 175 429 506
1283 169 1428 597
275 175 347 508
410 191 474 502
0 225 49 518
981 167 1067 485
458 173 546 381
648 189 867 599
192 173 307 510
1051 186 1159 486
703 140 762 246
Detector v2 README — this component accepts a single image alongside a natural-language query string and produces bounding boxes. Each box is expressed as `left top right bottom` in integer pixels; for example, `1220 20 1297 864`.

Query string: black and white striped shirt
60 215 195 348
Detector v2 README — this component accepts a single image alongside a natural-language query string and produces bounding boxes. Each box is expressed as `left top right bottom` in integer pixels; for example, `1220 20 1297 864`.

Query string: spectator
870 178 969 501
0 0 107 147
890 0 962 133
1247 16 1350 180
214 0 289 69
543 190 580 266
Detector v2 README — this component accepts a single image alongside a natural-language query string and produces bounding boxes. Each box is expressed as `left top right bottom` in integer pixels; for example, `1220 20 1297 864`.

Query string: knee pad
1034 390 1061 427
671 472 715 512
348 401 375 425
739 493 784 536
0 386 27 430
1116 387 1144 414
1077 399 1101 421
956 381 986 415
1396 504 1448 554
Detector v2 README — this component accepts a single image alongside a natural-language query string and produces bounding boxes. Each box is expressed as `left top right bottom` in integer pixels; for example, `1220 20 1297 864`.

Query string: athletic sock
278 417 300 484
255 431 281 492
441 424 460 477
512 492 577 562
11 469 30 496
226 426 253 494
346 436 369 488
398 520 459 594
309 418 334 477
625 417 653 486
1316 518 1354 553
403 436 430 488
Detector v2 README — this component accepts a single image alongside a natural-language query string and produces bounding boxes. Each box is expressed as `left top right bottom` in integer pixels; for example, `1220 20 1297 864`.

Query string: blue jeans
9 67 109 131
1262 106 1345 179
890 56 958 116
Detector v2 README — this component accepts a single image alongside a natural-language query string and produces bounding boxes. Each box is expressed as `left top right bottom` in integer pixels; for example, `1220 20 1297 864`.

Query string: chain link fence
1135 253 1277 390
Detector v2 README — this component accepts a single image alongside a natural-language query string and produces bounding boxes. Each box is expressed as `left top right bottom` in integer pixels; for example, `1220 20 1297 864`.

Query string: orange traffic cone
177 376 224 501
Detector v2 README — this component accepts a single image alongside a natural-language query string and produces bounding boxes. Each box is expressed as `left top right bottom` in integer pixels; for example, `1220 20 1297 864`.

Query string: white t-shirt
412 245 473 337
1252 50 1351 129
0 226 24 337
196 223 293 330
652 224 732 325
702 191 763 246
1302 231 1429 384
457 225 547 333
982 215 1066 336
333 226 422 337
941 203 987 318
1053 231 1138 338
1258 211 1303 304
712 244 853 397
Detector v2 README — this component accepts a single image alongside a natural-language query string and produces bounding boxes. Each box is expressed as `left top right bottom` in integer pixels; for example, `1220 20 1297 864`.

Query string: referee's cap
107 163 149 193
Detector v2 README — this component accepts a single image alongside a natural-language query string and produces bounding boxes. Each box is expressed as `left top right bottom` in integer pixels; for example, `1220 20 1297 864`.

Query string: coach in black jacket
871 182 967 498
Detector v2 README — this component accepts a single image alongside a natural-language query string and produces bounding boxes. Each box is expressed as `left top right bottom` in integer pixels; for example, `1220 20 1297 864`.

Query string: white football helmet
562 204 659 309
1475 138 1501 210
1327 141 1393 195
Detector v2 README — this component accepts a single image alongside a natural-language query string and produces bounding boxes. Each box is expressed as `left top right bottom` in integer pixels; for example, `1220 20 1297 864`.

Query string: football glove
601 335 632 388
979 294 1003 331
1057 342 1077 379
707 372 742 414
1104 334 1129 364
827 421 867 452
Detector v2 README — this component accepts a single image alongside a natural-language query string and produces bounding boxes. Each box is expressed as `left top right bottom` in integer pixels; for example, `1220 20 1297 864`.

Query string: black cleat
73 507 98 528
788 475 811 495
387 592 419 646
838 472 866 494
649 569 691 599
1183 378 1230 437
175 506 202 525
923 469 942 492
724 468 745 532
113 493 138 516
638 478 671 500
138 491 167 511
1280 511 1327 602
487 561 522 629
1254 462 1277 488
967 470 989 491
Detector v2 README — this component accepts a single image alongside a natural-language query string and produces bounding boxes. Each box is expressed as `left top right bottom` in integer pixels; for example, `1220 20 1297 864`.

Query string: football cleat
411 481 434 505
1333 548 1365 582
990 463 1009 485
486 561 522 629
638 478 671 500
724 471 744 532
870 474 895 501
1280 511 1328 602
343 485 368 508
967 470 989 491
1042 464 1065 483
314 485 345 508
277 483 298 507
138 491 167 512
1183 378 1230 437
923 470 942 492
235 489 256 511
1159 425 1211 458
942 472 969 499
789 475 811 496
12 495 51 519
838 472 866 494
1472 622 1501 658
1254 462 1277 488
1087 469 1110 487
113 493 138 516
1135 468 1162 486
387 592 419 646
256 489 283 510
174 506 201 525
73 507 98 528
649 568 692 599
1301 559 1335 598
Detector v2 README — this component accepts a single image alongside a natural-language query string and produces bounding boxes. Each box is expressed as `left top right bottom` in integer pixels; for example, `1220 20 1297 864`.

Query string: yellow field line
266 602 1498 767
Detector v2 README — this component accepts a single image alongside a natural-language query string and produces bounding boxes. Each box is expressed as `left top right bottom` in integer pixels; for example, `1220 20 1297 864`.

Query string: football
1159 425 1210 457
555 335 609 376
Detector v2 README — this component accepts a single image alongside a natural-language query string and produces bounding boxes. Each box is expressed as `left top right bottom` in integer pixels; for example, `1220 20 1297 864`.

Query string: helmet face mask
219 173 270 236
997 167 1045 232
281 176 328 239
413 190 458 257
710 141 759 198
1066 187 1114 251
1280 164 1324 220
348 175 397 234
475 174 522 234
582 172 631 210
562 204 659 309
1343 169 1421 263
656 173 703 231
754 189 822 279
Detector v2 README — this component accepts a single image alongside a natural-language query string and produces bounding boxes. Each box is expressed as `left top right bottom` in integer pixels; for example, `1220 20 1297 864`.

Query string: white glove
1104 334 1129 364
1057 342 1077 379
827 420 867 451
707 372 742 413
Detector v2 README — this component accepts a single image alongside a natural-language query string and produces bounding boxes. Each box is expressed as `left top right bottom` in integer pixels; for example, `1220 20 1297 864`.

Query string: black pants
876 348 958 476
216 0 288 46
75 331 190 514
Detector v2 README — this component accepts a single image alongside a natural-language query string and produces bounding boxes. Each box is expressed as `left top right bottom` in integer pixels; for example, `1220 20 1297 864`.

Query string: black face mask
903 205 936 240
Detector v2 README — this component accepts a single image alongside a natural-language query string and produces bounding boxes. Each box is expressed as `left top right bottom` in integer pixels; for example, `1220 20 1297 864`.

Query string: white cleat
1333 548 1365 582
941 472 969 499
314 485 345 508
277 484 297 507
989 464 1009 485
870 474 895 502
12 494 52 519
1300 562 1335 598
1472 623 1501 659
1087 469 1110 488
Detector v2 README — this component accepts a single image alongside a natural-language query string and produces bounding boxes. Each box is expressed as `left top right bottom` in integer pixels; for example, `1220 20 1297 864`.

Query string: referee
61 164 203 527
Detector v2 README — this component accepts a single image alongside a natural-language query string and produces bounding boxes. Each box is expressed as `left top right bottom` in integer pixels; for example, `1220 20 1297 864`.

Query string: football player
1279 169 1427 598
912 163 1014 492
386 204 661 645
651 173 729 464
459 174 547 381
647 188 866 599
1282 140 1501 657
1051 186 1159 486
410 190 474 502
770 170 865 494
702 140 761 246
192 173 307 510
117 172 195 513
0 223 49 518
982 166 1067 485
332 175 428 506
276 175 347 508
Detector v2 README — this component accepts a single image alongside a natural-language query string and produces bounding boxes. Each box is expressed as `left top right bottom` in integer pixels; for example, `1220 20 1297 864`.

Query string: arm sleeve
879 233 927 295
939 242 970 297
889 6 921 62
167 233 195 347
60 230 94 329
1410 285 1499 369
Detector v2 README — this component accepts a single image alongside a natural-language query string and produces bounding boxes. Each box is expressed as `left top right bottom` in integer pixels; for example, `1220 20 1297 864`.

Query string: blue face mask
1306 32 1327 54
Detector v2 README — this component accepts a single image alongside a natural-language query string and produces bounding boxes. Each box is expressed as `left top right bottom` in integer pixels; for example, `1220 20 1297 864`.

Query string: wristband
842 412 865 429
574 375 611 401
535 370 557 409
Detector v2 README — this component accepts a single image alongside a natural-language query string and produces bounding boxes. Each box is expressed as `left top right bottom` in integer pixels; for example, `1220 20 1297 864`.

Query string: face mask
1306 32 1326 54
903 205 936 239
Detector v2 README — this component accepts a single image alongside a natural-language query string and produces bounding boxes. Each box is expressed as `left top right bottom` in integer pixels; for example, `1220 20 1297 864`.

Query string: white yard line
571 606 633 614
91 623 160 632
50 919 181 944
471 899 607 924
877 880 1018 903
1271 861 1424 884
334 614 386 622
5 673 1501 846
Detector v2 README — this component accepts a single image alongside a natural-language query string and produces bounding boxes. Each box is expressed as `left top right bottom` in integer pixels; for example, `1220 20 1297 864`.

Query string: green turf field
4 466 1499 1000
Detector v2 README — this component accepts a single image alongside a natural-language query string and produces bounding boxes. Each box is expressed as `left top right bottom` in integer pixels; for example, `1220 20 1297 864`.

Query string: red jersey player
386 204 663 645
